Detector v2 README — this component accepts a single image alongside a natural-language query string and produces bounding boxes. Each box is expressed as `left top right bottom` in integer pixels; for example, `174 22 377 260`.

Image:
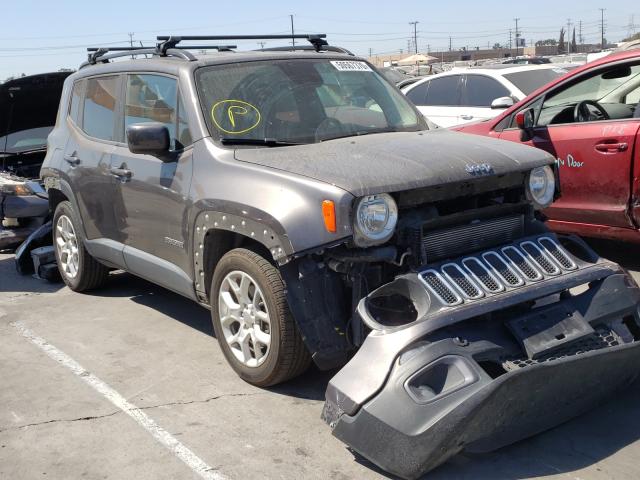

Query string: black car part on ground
14 221 52 274
323 234 640 479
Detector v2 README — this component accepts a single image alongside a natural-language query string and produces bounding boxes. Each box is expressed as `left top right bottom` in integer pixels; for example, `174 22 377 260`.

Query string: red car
454 50 640 243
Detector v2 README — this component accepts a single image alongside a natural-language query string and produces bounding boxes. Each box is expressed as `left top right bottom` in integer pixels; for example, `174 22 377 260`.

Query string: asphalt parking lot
2 239 640 480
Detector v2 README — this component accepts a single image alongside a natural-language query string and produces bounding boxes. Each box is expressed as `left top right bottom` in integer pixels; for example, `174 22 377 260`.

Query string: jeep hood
233 129 554 196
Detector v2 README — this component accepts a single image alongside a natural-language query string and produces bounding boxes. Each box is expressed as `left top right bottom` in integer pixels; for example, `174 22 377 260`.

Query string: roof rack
80 33 334 69
156 34 329 52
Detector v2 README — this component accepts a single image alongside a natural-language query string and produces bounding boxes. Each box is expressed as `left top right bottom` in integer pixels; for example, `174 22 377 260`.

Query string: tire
53 201 109 292
210 248 311 386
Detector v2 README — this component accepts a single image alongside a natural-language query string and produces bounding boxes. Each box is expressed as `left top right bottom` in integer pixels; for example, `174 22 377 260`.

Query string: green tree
558 28 565 54
571 28 577 53
535 38 557 46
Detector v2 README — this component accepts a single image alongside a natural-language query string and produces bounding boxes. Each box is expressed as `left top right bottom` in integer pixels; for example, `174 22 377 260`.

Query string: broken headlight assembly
353 193 398 247
525 165 555 209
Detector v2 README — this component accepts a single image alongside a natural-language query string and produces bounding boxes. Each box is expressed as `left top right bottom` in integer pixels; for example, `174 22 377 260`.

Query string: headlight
0 182 33 196
353 193 398 247
526 166 555 209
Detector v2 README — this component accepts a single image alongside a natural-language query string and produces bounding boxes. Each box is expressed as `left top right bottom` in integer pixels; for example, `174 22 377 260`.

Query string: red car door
497 59 640 229
500 120 640 227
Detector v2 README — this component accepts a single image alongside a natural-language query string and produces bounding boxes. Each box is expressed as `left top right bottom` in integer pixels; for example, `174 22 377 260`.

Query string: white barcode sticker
330 60 373 72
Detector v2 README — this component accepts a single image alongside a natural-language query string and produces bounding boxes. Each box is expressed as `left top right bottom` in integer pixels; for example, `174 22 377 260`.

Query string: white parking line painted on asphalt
10 320 227 480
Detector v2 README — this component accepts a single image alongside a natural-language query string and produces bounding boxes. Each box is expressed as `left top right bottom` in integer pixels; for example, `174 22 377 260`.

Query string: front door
110 73 194 276
500 61 640 228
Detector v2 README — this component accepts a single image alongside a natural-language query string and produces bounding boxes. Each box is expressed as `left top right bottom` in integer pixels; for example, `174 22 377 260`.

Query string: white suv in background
402 64 575 128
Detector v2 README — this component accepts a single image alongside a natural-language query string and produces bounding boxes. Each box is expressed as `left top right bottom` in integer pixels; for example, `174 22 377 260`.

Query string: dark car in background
1 71 71 249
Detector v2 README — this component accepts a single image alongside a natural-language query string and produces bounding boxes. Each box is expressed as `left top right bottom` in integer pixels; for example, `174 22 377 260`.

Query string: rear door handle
63 154 80 166
595 142 628 153
460 114 474 120
110 167 132 180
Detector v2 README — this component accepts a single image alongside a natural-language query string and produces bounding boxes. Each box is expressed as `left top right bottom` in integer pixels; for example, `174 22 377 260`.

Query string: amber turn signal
322 200 337 233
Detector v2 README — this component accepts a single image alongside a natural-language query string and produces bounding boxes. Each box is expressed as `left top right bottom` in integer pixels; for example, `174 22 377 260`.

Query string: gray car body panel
234 128 553 196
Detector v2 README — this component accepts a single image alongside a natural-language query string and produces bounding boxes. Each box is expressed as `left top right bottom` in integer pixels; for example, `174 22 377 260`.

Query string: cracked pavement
2 240 640 480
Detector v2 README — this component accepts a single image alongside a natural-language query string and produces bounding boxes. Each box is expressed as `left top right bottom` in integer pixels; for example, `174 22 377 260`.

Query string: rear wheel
53 201 108 291
210 248 311 386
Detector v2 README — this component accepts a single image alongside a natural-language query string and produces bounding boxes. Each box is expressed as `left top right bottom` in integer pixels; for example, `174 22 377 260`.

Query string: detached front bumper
323 235 640 479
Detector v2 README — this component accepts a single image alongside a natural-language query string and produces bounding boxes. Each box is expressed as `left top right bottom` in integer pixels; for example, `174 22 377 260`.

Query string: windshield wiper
219 137 305 147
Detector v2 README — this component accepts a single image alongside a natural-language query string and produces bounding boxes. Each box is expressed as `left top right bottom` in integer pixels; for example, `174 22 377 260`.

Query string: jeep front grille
419 236 578 307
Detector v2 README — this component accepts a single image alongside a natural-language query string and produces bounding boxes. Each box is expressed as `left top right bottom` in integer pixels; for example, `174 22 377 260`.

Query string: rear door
63 75 122 242
460 74 512 124
404 75 463 127
110 73 194 282
499 61 640 228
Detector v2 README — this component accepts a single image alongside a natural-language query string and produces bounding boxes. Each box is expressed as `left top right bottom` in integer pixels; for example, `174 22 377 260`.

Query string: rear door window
82 76 119 141
462 75 510 107
423 76 461 106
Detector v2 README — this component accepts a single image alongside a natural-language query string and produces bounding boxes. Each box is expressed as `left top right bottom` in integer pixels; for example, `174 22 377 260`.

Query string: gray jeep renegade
41 35 640 479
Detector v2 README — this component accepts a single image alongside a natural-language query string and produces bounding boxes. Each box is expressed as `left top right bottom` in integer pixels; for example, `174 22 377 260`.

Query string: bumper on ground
323 235 640 479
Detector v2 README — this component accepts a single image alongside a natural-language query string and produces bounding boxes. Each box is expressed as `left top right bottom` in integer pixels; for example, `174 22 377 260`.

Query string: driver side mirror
491 96 515 109
515 108 535 141
126 123 171 159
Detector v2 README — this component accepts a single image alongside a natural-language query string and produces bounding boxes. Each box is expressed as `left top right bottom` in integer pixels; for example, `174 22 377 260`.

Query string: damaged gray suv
41 35 640 479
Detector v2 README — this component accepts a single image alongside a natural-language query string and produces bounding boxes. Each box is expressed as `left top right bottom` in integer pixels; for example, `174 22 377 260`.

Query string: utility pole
566 19 572 53
128 32 134 59
290 14 295 48
514 18 520 57
449 36 452 51
369 47 372 58
409 21 419 54
599 8 606 49
508 29 512 52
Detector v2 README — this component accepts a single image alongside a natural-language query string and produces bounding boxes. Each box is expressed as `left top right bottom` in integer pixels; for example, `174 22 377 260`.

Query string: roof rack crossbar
156 34 326 41
156 34 329 52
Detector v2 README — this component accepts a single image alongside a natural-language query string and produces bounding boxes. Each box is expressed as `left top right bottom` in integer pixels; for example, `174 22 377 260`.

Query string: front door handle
110 167 132 181
460 114 474 120
595 142 628 153
63 154 80 166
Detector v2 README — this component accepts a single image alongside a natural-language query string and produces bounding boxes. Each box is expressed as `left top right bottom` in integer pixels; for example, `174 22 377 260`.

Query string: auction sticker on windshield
330 61 373 72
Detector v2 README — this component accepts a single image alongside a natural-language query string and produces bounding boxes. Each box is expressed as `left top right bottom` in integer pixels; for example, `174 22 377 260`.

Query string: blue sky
1 0 638 79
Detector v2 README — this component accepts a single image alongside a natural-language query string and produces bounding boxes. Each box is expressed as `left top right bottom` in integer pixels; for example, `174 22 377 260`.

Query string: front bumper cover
323 235 640 479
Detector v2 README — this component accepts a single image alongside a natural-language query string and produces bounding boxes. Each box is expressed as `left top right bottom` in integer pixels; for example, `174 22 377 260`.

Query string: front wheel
210 248 311 386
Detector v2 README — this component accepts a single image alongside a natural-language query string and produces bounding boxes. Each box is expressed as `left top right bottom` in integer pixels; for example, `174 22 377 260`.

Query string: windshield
0 127 53 153
504 67 574 95
545 64 640 107
195 58 425 145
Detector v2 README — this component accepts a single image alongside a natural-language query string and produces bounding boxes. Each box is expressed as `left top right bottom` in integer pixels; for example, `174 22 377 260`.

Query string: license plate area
507 304 595 359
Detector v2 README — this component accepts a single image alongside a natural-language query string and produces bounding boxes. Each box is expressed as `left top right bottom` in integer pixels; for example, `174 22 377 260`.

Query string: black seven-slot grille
419 236 577 307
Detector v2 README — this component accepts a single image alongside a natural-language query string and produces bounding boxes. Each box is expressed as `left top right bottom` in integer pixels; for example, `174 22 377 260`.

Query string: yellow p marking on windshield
211 100 261 135
227 105 248 127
